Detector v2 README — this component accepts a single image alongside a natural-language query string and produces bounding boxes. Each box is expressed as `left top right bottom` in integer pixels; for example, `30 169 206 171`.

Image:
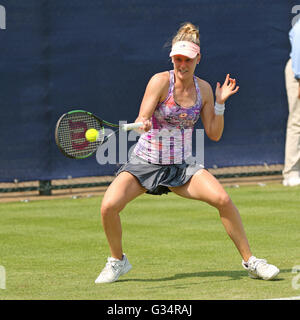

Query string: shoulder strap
193 75 202 106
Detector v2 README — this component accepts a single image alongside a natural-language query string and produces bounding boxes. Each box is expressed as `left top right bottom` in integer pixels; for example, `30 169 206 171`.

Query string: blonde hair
172 22 200 46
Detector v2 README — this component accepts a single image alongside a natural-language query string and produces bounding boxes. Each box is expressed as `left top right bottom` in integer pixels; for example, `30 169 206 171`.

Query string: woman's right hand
141 118 152 132
135 117 152 132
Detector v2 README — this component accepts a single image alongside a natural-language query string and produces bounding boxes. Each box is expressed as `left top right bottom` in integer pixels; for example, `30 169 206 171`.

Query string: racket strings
57 112 103 158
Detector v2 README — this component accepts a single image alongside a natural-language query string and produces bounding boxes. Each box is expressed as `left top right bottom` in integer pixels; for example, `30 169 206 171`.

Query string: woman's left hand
215 74 239 104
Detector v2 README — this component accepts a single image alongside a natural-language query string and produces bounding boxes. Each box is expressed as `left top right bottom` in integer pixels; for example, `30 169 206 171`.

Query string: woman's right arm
135 72 169 132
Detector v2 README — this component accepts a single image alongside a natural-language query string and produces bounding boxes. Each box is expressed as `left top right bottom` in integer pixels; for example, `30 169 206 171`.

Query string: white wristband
214 102 225 115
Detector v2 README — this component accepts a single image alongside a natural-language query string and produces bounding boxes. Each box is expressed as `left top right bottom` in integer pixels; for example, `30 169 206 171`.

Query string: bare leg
101 171 146 260
169 169 252 262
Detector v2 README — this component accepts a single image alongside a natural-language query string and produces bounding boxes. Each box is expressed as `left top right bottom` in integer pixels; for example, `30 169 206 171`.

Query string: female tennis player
95 22 279 283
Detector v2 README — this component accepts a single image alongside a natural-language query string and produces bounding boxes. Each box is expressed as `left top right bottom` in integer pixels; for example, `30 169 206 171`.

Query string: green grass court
0 184 299 300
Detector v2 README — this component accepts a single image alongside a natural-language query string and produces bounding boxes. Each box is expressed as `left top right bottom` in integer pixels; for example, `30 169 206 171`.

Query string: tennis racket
55 109 143 159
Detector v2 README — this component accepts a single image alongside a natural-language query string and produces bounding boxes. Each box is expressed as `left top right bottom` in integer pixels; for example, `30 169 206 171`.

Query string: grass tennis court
0 183 299 300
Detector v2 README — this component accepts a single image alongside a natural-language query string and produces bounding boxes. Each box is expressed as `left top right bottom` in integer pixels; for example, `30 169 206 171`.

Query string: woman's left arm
200 74 239 141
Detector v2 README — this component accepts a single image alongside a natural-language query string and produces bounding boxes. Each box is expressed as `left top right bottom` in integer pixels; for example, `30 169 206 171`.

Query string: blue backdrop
0 0 298 182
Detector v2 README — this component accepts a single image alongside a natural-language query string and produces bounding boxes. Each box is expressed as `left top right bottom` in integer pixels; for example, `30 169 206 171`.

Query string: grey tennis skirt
116 153 204 195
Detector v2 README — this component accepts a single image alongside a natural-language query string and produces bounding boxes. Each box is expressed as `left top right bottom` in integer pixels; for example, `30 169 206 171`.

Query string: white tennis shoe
95 254 132 284
282 176 300 187
242 256 280 280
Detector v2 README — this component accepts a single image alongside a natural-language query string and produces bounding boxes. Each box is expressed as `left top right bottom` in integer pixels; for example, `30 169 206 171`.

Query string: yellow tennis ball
85 128 99 142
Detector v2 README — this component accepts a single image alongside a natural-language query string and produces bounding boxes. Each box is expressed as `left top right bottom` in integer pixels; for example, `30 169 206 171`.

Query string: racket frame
55 110 105 159
55 109 142 159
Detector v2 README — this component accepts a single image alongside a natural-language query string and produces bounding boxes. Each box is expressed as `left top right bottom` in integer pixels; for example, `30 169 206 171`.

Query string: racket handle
121 122 143 131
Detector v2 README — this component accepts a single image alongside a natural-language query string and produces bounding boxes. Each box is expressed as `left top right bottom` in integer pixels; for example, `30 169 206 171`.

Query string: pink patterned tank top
134 70 202 164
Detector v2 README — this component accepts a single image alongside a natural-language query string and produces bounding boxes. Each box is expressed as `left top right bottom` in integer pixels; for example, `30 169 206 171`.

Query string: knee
213 192 232 209
101 200 123 219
